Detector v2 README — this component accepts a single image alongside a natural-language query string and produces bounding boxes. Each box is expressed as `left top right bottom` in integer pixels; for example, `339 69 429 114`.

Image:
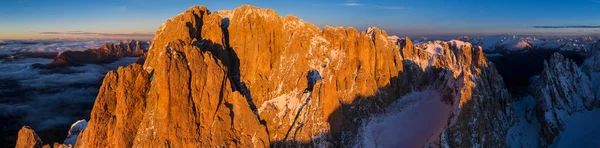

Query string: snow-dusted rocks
470 34 529 52
63 120 87 146
377 38 513 147
15 121 89 148
532 53 598 146
409 40 512 147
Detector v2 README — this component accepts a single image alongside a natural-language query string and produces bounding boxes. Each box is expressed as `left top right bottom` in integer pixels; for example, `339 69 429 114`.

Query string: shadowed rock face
32 40 149 68
17 5 514 147
533 53 599 146
487 50 586 96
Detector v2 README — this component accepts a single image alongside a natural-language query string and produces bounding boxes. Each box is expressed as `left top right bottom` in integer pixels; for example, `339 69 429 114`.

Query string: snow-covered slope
550 109 600 147
506 96 540 148
357 90 450 147
470 34 529 51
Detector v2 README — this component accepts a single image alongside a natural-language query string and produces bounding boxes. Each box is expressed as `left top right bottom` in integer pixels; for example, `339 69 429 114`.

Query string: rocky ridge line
32 40 149 68
17 5 513 147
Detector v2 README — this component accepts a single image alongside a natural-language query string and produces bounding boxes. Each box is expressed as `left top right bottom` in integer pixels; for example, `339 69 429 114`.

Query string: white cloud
373 5 410 10
341 0 410 10
117 6 127 11
343 3 365 7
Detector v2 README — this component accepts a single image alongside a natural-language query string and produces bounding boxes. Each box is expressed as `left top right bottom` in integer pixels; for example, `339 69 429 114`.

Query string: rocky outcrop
16 120 89 148
401 40 512 147
52 5 513 147
76 64 151 147
63 120 87 146
32 40 149 68
15 126 43 148
533 53 598 146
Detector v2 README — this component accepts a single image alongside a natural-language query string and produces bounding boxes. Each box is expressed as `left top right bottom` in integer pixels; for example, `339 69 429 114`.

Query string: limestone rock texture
75 63 151 147
533 53 598 146
15 126 43 148
33 40 149 68
72 5 512 147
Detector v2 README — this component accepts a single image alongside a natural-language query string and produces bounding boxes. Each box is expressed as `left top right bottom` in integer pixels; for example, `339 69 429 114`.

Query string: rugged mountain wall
76 64 151 147
401 40 512 147
533 53 599 146
17 5 513 147
32 40 149 68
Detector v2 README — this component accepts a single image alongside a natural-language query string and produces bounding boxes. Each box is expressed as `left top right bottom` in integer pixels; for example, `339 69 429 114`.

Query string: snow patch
551 108 600 147
258 90 311 120
417 41 444 55
448 40 471 49
506 96 540 148
356 90 450 147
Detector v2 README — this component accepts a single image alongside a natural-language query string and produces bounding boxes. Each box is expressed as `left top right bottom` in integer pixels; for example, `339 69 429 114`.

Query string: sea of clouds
0 39 121 54
0 39 140 145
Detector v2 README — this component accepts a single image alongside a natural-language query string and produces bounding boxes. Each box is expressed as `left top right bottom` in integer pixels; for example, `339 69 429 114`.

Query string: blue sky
1 0 599 39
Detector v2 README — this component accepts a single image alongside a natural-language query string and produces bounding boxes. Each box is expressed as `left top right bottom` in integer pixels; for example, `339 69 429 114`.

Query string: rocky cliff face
400 40 512 147
76 64 151 147
32 40 149 68
533 53 598 146
17 5 514 147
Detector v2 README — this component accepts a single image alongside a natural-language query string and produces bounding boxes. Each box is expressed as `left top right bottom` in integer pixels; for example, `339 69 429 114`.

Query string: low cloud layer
0 39 141 146
533 26 600 28
39 31 154 38
0 57 138 131
0 39 120 54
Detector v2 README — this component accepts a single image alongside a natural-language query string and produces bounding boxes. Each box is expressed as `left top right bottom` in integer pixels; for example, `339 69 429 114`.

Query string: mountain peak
23 5 512 147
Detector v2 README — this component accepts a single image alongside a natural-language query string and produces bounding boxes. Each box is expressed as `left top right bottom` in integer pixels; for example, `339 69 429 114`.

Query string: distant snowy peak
414 40 472 55
469 34 530 51
469 35 596 52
